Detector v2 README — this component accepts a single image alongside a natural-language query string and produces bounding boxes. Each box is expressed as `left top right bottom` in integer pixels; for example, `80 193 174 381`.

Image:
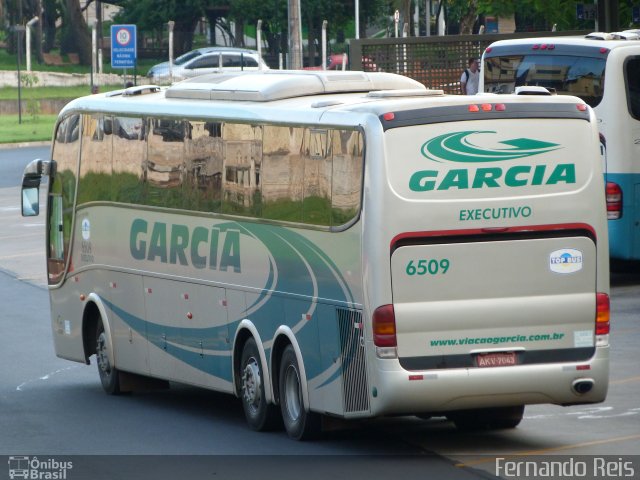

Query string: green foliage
19 73 41 120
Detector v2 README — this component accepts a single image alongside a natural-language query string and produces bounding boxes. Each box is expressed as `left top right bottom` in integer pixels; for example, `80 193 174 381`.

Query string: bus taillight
595 293 610 336
373 304 397 358
606 182 622 220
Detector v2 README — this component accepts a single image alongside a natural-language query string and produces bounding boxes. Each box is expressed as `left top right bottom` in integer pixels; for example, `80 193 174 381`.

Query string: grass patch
0 115 56 144
0 84 124 100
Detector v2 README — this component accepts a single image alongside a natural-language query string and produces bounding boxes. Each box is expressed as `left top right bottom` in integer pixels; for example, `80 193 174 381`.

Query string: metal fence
349 31 589 94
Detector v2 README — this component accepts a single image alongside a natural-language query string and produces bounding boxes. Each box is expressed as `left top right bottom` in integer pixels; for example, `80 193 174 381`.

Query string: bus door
48 114 80 284
625 56 640 256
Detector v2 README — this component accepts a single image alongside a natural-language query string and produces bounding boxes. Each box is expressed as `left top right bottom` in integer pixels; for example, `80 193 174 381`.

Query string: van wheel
240 337 280 431
279 345 321 440
449 405 524 431
96 318 121 395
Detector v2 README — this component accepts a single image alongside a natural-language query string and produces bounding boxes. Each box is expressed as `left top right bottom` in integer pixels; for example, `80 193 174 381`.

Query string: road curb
0 141 51 150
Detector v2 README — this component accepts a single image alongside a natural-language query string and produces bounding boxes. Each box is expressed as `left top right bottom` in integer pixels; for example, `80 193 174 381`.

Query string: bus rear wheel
448 405 524 431
95 318 121 395
279 345 321 440
239 337 280 431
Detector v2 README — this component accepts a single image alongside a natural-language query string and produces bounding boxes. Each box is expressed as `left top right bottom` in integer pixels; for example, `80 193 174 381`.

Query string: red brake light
595 293 610 335
383 112 395 121
373 305 397 347
481 103 492 111
600 48 609 54
468 104 480 112
548 44 555 50
541 44 548 50
606 182 622 220
485 47 492 53
577 104 588 111
495 103 506 111
532 44 540 50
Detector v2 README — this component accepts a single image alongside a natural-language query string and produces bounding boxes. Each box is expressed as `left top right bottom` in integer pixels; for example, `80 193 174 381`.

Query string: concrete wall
0 70 123 88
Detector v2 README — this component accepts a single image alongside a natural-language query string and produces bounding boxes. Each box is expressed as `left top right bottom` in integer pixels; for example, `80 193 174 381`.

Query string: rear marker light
541 44 548 50
576 365 591 371
548 44 555 50
595 292 610 335
383 112 395 121
495 104 506 111
485 47 493 53
409 375 424 381
606 182 622 220
373 304 397 347
468 104 480 112
577 104 588 111
532 44 540 50
600 48 609 54
481 103 492 111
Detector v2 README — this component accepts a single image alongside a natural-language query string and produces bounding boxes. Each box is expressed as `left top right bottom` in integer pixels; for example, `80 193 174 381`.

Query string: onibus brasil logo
409 130 575 191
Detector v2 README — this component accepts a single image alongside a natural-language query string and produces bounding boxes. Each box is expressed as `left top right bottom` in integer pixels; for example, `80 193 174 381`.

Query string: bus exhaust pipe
572 379 594 395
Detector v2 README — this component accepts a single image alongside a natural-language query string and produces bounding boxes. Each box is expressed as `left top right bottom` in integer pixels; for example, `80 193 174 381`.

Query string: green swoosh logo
421 131 561 163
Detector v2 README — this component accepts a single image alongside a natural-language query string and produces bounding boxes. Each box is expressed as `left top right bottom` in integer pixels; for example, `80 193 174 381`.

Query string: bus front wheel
279 345 321 440
239 337 280 431
95 318 121 395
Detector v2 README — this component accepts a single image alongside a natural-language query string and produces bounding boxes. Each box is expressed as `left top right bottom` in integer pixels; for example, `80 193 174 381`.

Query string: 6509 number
405 259 450 276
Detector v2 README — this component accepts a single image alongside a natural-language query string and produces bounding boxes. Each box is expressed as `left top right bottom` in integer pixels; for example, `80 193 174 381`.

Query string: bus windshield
483 55 606 107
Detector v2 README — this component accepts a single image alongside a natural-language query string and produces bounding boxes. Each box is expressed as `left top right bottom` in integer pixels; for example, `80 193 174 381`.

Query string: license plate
476 352 517 368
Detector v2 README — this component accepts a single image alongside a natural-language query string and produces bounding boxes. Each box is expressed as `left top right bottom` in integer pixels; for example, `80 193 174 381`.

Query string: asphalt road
1 146 638 480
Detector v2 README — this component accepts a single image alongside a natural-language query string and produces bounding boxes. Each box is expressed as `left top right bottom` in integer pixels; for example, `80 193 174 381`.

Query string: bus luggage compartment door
390 236 597 370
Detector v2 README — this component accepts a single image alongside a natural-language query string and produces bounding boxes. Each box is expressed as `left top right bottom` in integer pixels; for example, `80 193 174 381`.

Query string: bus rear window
484 55 606 107
626 57 640 120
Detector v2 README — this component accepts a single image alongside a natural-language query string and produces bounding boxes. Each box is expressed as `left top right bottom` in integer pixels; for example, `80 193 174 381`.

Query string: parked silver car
147 47 269 83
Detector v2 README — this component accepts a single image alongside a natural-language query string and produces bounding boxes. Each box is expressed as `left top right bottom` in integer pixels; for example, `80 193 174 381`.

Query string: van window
484 54 606 107
626 57 640 120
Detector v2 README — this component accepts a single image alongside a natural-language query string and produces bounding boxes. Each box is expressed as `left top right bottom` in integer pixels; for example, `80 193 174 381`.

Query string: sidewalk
0 141 51 150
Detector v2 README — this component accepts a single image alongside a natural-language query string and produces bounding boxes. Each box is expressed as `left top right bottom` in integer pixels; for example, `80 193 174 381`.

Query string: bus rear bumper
369 346 609 416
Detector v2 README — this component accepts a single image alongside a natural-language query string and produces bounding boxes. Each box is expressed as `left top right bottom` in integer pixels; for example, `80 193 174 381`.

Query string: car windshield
174 50 203 66
483 54 606 107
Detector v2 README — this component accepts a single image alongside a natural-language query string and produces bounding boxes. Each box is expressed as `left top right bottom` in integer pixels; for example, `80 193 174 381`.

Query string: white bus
22 70 610 439
480 31 640 261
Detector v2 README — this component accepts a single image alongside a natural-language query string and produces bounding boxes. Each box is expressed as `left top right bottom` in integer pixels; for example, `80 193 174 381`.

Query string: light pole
26 16 38 72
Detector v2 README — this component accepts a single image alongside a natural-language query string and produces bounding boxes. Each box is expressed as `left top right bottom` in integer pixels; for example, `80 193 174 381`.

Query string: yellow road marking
455 434 640 467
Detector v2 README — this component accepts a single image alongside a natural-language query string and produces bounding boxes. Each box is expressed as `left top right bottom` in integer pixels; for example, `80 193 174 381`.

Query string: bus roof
59 70 589 126
486 33 640 51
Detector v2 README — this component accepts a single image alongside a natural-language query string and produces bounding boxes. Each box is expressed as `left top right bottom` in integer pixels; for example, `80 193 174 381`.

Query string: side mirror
21 159 53 217
21 186 40 216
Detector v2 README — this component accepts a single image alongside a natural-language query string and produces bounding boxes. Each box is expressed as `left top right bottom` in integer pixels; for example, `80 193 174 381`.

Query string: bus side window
222 123 263 217
261 126 304 223
78 114 113 205
146 118 186 208
302 128 332 225
112 117 146 204
332 130 363 227
185 120 223 212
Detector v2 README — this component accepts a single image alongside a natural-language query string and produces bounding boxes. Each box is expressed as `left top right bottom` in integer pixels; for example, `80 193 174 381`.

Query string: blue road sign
111 24 137 69
633 6 640 24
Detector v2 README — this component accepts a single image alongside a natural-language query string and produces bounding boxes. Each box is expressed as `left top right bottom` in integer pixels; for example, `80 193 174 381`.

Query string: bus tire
449 405 524 431
279 345 321 440
96 317 121 395
240 337 280 431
